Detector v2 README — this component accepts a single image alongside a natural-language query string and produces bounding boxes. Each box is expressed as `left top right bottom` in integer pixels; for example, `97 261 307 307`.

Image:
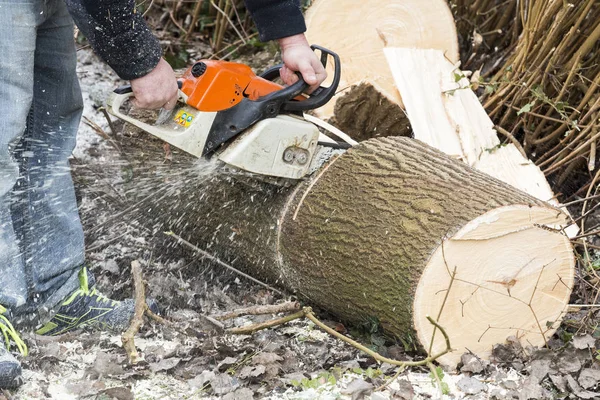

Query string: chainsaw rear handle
106 83 191 145
258 45 341 112
113 80 184 95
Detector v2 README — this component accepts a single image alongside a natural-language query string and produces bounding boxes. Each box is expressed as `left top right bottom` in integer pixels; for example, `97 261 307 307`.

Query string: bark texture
129 136 566 351
331 84 412 141
278 137 548 339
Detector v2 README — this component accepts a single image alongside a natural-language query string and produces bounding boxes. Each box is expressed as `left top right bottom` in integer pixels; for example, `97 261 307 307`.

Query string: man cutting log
0 0 326 388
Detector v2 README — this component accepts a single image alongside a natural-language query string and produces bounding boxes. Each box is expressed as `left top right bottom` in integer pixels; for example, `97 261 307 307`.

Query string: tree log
135 136 574 368
304 0 459 140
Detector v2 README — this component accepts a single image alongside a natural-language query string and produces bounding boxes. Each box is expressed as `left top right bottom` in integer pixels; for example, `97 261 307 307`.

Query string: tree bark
134 136 574 367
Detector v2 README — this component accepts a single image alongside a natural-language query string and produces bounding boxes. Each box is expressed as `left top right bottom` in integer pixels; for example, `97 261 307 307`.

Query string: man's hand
278 33 327 93
130 58 179 110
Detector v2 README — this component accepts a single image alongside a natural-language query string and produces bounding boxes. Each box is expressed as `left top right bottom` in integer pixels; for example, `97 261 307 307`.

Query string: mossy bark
131 136 550 340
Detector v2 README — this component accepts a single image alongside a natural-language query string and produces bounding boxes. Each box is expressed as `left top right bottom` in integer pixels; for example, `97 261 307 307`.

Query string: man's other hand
278 33 327 93
130 58 179 110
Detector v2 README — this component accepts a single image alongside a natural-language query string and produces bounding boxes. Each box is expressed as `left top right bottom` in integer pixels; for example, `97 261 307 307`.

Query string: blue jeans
0 0 85 322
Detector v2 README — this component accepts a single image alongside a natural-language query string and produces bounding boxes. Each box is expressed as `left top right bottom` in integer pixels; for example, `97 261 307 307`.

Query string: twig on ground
226 310 306 335
145 308 213 337
562 194 600 207
1 389 14 400
121 260 148 364
571 229 600 240
164 231 283 295
375 366 406 392
213 301 300 321
98 107 117 136
223 305 452 367
428 361 445 398
83 116 121 153
224 305 452 368
200 315 226 332
304 308 453 367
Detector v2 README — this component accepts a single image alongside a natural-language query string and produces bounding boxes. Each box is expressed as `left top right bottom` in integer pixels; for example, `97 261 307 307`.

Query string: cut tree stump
304 0 459 140
135 136 575 368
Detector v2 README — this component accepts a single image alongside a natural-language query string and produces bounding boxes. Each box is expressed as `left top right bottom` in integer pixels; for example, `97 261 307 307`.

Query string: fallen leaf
566 375 599 399
237 365 266 380
457 376 486 395
280 372 307 386
578 368 600 390
251 352 282 365
99 386 134 400
38 342 68 362
149 357 181 373
101 259 120 274
210 372 240 395
572 335 597 350
217 357 239 372
65 380 104 397
553 350 583 374
528 359 551 383
461 353 485 374
491 344 517 363
549 374 567 393
86 351 125 379
391 379 415 400
222 387 255 400
518 377 544 400
342 378 373 400
263 363 280 381
187 370 215 389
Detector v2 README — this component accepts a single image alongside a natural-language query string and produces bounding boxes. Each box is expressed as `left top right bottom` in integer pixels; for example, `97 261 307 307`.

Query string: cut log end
305 0 459 120
414 205 575 368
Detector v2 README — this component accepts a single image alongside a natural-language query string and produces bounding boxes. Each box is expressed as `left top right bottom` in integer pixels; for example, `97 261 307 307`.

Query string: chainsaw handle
106 90 164 139
258 45 341 112
258 65 283 82
106 85 190 141
113 81 183 95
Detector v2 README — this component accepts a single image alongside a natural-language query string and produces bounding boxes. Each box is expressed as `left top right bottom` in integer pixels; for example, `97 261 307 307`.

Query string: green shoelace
60 267 118 308
0 305 28 357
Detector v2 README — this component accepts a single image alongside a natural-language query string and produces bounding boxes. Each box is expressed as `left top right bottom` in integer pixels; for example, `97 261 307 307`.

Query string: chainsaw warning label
174 110 194 127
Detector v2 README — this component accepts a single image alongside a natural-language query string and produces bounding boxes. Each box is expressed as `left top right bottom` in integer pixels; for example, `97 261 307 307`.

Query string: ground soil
2 45 600 400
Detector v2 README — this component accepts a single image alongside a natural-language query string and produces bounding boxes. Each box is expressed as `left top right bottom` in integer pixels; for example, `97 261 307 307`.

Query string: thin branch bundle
143 0 253 53
455 0 600 198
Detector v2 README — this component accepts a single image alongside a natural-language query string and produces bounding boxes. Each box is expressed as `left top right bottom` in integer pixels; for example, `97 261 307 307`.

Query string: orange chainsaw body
179 60 292 112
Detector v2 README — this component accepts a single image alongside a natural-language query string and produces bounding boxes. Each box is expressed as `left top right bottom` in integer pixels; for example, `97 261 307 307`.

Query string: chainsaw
107 45 351 180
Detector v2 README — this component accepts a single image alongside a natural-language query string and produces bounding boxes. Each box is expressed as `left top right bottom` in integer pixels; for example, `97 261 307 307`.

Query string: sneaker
36 267 158 336
0 305 26 388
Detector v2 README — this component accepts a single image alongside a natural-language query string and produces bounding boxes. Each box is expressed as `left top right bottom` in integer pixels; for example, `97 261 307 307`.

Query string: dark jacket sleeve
244 0 306 42
64 0 162 80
